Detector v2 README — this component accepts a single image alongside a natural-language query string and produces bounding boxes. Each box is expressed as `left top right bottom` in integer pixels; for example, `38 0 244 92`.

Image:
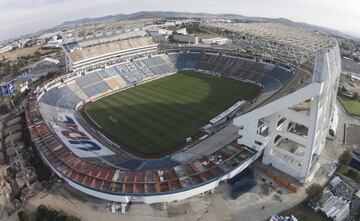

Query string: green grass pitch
84 71 259 156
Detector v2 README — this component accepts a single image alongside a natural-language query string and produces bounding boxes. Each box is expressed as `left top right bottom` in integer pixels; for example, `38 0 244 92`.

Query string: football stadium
25 21 341 206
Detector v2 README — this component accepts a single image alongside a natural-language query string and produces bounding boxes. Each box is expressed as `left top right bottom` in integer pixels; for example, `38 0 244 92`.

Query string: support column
300 97 319 182
262 114 279 165
121 203 128 214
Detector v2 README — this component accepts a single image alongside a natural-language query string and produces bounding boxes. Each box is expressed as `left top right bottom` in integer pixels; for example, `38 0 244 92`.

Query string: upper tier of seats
68 36 156 63
168 53 292 89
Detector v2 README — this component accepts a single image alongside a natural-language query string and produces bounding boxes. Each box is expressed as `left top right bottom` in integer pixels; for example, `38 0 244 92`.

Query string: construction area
0 109 52 219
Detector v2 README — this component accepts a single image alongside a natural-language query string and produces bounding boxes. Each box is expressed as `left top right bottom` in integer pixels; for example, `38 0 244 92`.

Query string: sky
0 0 359 41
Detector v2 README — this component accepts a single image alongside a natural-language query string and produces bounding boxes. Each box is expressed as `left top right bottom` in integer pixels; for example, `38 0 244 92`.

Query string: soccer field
84 71 259 156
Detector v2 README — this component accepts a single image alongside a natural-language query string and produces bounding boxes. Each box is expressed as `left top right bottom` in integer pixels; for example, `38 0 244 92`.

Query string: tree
341 85 347 93
46 209 59 220
78 31 85 37
19 205 81 221
306 184 323 201
353 92 359 100
261 183 273 195
348 169 355 176
339 150 352 166
36 204 49 221
0 104 9 115
12 63 19 74
347 169 360 183
55 214 68 221
34 51 41 59
4 61 11 74
18 211 36 221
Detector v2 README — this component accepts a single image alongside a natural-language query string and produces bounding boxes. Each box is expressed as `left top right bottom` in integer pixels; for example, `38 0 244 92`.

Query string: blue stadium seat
93 81 110 93
75 76 91 88
258 75 282 92
268 67 292 84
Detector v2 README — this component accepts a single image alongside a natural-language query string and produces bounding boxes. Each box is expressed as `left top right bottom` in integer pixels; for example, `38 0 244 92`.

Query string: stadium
25 21 341 206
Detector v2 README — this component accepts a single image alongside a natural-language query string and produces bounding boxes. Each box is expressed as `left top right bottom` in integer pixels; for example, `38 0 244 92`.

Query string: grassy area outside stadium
338 95 360 116
281 203 330 221
84 71 259 156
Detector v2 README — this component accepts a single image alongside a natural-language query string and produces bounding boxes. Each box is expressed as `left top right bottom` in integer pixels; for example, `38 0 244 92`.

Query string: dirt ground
2 161 309 221
1 46 41 62
342 58 360 74
346 124 360 149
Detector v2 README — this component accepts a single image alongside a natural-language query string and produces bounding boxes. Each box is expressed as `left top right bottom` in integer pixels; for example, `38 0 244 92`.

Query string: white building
144 25 162 34
13 78 29 93
158 29 174 35
0 45 13 54
17 38 31 48
38 31 62 40
350 73 360 82
202 37 230 45
319 191 350 221
43 39 63 48
172 28 187 35
173 34 199 44
28 57 59 74
158 28 187 36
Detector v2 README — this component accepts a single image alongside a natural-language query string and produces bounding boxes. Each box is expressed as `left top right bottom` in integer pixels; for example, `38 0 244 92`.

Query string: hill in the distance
55 11 359 41
56 11 245 28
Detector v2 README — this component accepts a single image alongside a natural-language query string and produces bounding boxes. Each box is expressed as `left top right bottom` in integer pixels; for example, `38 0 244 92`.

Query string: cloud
0 0 359 41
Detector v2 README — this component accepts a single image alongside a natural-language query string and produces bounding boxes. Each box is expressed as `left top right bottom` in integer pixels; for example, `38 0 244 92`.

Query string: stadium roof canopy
200 22 337 65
